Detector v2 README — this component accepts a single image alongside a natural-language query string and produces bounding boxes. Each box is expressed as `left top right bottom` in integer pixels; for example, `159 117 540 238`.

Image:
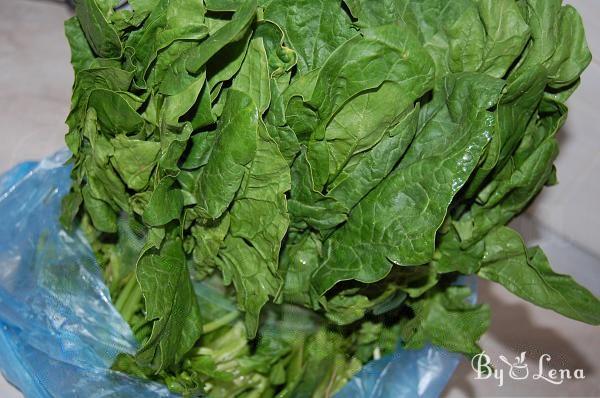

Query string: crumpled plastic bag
0 150 466 398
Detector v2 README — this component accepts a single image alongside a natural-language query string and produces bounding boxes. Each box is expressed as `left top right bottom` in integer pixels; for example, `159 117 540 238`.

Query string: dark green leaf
477 227 600 325
136 238 203 370
142 178 184 226
75 0 122 58
111 135 160 191
312 73 504 295
195 90 258 219
401 286 490 357
186 0 257 73
264 0 355 73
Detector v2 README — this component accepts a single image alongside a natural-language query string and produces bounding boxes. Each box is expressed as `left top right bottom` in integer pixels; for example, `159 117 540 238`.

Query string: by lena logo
471 351 585 387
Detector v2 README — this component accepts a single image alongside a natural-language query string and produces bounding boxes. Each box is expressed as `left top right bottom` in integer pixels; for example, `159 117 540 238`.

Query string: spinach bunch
62 0 600 396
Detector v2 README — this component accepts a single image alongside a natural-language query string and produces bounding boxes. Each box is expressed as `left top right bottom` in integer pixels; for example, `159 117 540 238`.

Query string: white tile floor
0 0 598 397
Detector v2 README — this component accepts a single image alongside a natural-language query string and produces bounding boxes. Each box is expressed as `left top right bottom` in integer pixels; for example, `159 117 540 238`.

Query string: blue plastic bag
0 150 464 398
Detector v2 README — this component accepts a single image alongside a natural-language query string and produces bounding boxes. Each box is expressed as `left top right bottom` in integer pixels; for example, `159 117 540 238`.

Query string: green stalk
121 281 143 323
202 311 239 334
114 273 137 313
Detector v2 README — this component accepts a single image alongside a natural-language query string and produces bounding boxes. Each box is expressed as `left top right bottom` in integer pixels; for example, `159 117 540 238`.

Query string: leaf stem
202 311 239 334
120 279 143 323
114 273 137 312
